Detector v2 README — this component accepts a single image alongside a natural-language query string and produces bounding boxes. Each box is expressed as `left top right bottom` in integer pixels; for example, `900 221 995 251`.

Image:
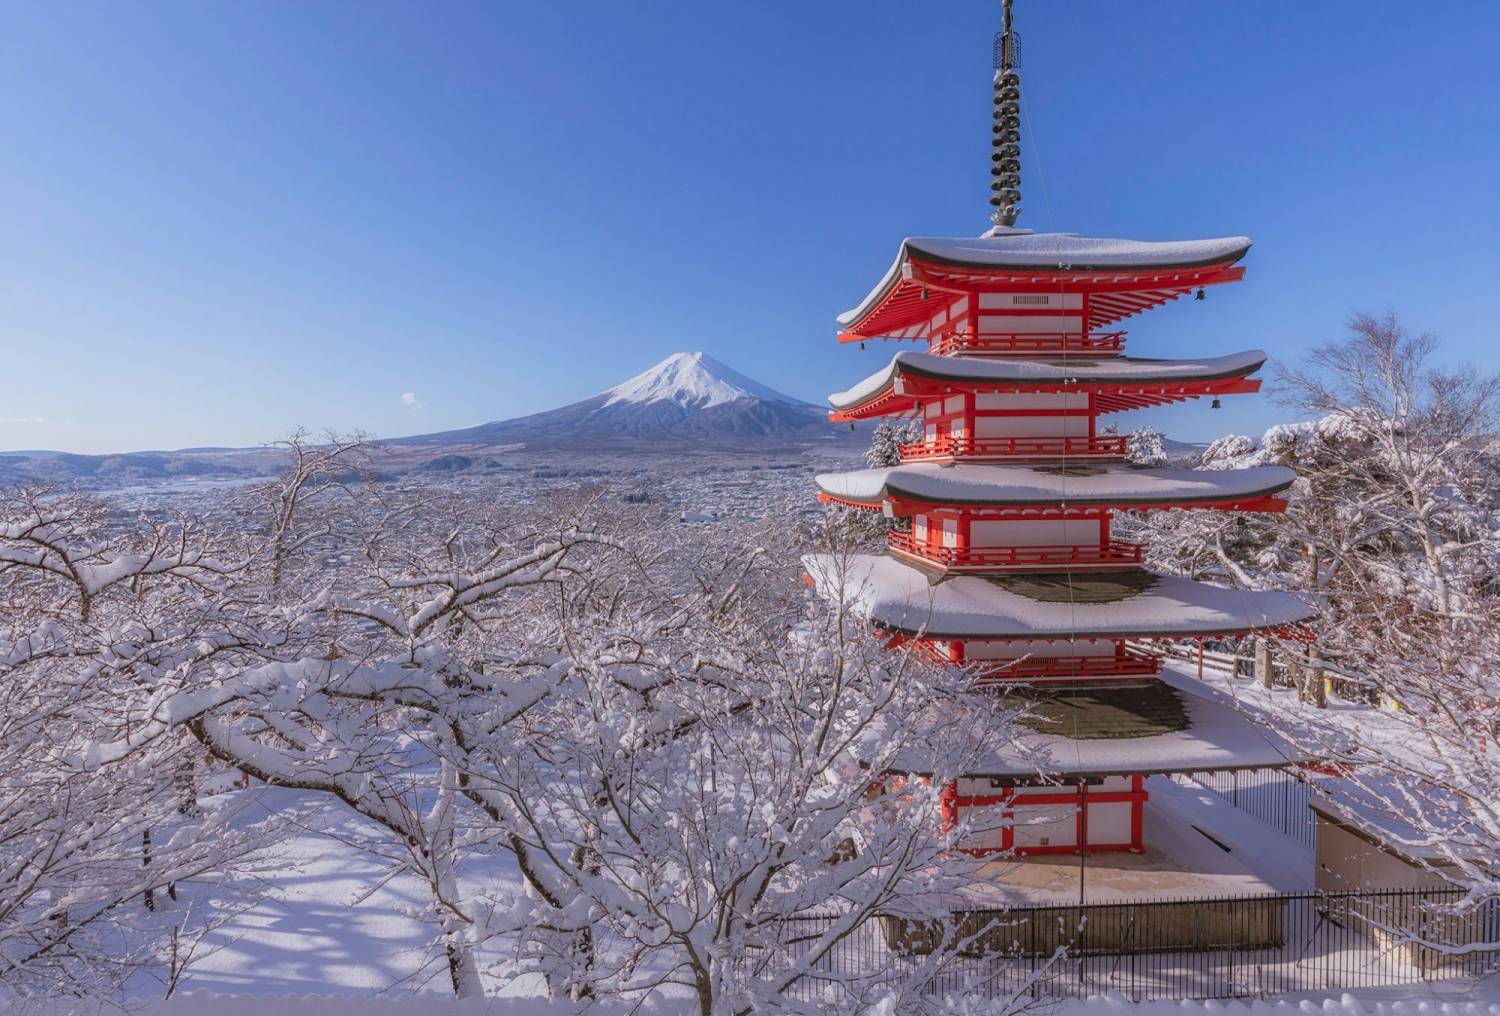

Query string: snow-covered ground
120 760 1450 1011
124 787 532 1000
25 982 1500 1015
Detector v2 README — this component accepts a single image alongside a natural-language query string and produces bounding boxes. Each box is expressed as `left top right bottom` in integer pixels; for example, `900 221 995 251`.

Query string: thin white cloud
0 415 46 424
400 392 426 411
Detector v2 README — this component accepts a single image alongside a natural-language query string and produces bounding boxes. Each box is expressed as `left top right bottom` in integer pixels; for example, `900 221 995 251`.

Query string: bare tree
486 540 1026 1013
1274 312 1500 624
247 428 372 589
1139 314 1500 916
0 490 271 997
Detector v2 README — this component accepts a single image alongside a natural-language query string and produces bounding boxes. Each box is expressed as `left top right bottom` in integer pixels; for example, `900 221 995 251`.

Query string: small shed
1311 797 1499 969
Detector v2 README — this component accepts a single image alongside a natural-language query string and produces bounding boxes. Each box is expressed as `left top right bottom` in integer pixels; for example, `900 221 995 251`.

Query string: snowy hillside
394 351 848 449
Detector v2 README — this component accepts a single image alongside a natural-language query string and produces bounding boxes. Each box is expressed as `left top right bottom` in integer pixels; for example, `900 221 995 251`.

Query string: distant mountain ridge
0 353 852 484
394 352 846 449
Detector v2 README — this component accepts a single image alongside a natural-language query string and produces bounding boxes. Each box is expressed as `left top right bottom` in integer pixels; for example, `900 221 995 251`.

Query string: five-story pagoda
807 0 1314 858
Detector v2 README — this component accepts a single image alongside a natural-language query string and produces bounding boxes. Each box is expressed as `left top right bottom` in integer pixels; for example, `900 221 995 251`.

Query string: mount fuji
0 354 851 484
396 352 847 449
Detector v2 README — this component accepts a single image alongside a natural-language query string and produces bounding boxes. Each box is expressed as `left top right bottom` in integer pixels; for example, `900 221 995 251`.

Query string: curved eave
827 354 1267 421
873 615 1311 642
837 237 1251 340
902 238 1253 274
803 553 1317 642
819 490 1289 515
814 470 1296 515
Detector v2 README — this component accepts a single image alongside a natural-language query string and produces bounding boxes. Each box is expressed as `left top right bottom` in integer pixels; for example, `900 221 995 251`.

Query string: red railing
928 330 1126 357
972 650 1161 682
888 531 1144 570
898 433 1128 462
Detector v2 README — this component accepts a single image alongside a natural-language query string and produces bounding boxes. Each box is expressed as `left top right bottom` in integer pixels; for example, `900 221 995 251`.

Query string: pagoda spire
990 0 1022 229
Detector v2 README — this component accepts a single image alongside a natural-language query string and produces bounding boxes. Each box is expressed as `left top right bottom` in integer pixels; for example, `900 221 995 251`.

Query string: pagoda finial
990 0 1022 229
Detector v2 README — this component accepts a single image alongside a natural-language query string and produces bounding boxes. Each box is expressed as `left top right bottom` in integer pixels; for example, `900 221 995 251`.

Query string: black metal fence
1174 769 1318 848
777 888 1500 1004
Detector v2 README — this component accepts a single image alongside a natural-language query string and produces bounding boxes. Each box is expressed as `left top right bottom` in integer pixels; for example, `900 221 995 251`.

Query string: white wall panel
1011 804 1076 850
964 638 1115 661
1086 801 1133 846
975 393 1089 411
974 414 1089 438
969 518 1100 547
977 314 1083 333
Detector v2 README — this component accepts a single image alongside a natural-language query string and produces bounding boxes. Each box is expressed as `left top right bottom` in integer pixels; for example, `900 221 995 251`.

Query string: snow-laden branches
240 428 373 589
2 432 1035 1008
0 487 242 622
481 550 1025 1014
1129 312 1500 923
0 490 274 999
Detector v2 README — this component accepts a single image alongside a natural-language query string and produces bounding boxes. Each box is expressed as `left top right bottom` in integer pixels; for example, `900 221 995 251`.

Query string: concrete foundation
881 895 1285 956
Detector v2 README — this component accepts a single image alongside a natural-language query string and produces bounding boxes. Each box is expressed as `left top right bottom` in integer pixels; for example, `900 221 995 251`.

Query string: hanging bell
859 341 865 350
1211 397 1222 410
849 422 856 432
1195 288 1206 301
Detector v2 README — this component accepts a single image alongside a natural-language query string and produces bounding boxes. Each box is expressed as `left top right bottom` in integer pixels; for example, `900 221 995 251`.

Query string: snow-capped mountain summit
396 352 845 449
602 352 802 410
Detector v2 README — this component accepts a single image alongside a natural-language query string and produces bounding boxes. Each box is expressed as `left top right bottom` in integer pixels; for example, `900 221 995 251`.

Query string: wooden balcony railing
888 531 1145 571
972 649 1161 682
898 433 1128 462
928 330 1126 357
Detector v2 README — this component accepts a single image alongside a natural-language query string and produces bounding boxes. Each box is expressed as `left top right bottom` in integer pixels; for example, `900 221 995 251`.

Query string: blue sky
3 1 1497 454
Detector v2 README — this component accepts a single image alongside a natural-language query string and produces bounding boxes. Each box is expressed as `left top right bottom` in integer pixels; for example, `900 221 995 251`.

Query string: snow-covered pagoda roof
837 229 1251 341
816 462 1295 514
892 670 1302 778
828 350 1267 419
803 553 1314 640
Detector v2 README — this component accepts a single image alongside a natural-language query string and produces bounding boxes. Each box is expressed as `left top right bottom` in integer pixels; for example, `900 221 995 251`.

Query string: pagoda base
975 790 1279 904
887 783 1289 956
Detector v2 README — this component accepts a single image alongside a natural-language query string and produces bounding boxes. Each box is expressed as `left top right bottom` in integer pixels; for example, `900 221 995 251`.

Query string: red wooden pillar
963 390 976 455
1130 774 1145 851
939 781 959 833
1076 780 1089 854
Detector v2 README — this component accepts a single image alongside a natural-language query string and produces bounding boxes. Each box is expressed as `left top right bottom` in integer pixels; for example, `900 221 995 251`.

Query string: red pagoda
807 0 1314 858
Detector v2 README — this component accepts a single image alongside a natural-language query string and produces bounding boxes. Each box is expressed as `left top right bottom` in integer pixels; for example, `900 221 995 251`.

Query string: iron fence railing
775 888 1500 1004
1174 769 1318 848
